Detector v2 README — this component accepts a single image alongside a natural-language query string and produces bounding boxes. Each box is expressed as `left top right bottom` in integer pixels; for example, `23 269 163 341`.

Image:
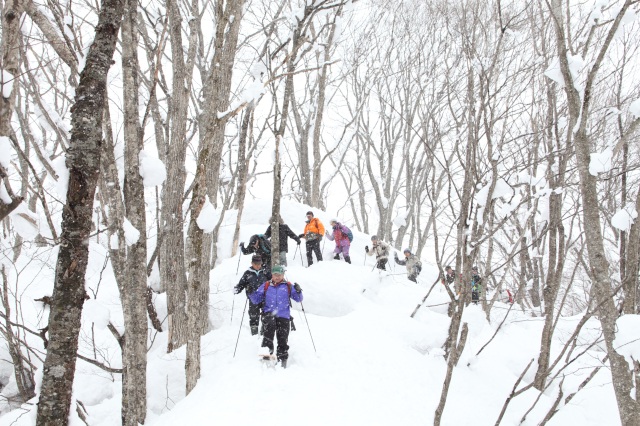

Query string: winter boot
281 359 287 369
333 254 340 260
250 325 259 336
344 256 351 264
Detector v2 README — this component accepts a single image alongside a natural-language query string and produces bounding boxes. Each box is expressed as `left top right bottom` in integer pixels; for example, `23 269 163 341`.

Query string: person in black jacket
264 215 301 266
234 255 269 335
240 234 272 277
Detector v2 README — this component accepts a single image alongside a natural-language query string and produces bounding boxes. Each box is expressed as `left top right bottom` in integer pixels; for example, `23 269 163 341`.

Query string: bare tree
36 0 125 423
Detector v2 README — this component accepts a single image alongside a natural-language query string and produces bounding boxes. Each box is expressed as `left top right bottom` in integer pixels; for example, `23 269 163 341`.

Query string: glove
296 239 301 245
394 252 399 259
234 285 243 294
365 245 369 252
298 234 304 239
240 242 245 248
293 283 302 293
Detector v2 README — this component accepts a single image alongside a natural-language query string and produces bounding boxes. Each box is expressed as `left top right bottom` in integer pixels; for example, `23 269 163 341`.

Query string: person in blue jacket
249 264 303 368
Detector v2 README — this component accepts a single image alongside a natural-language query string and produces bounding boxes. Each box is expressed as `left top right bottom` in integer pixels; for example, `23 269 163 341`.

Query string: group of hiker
234 210 426 368
442 265 485 304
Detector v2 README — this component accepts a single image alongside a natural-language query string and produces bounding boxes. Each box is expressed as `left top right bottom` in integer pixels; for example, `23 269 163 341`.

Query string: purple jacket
326 223 351 247
249 280 303 319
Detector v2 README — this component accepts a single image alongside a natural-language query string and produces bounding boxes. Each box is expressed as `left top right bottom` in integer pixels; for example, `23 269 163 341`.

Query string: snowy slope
0 201 623 426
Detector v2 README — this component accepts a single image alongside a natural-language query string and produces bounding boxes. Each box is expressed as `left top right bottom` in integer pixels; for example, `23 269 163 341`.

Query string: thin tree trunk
36 1 124 423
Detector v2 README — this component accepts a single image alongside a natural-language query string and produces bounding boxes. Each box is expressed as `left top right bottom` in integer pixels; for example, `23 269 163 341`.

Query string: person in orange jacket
298 211 325 266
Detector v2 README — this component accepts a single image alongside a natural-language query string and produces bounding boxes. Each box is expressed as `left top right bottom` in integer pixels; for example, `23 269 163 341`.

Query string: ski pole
299 301 317 353
236 250 243 274
231 294 235 324
233 298 248 357
293 244 299 261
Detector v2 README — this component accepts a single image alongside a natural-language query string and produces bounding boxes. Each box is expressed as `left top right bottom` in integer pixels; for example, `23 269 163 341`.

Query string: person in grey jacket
365 235 390 270
394 249 422 282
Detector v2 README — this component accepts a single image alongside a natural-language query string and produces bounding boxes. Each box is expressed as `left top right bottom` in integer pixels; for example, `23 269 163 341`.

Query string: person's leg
408 273 417 283
343 244 351 263
279 251 287 266
311 239 323 261
248 302 261 335
261 313 276 354
275 317 291 366
377 259 387 270
306 242 314 265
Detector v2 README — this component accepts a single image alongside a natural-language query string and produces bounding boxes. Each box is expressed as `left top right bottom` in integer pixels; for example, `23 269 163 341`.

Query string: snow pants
376 258 388 271
333 241 350 258
248 301 262 335
261 313 291 361
306 239 323 265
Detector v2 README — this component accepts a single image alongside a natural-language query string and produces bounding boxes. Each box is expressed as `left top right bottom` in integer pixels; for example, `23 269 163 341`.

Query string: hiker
240 234 272 277
394 249 422 282
298 211 325 266
234 255 268 335
249 265 303 368
442 266 456 285
264 215 301 266
365 235 389 270
471 266 482 305
325 218 352 264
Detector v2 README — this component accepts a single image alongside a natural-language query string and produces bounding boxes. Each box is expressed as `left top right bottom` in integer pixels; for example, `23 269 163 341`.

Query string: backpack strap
263 281 292 306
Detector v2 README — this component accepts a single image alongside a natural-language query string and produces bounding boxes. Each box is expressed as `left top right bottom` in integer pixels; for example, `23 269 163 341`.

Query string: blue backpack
342 225 353 242
255 234 271 254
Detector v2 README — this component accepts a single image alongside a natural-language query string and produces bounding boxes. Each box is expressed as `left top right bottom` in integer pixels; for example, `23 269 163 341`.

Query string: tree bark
120 0 148 422
36 0 124 423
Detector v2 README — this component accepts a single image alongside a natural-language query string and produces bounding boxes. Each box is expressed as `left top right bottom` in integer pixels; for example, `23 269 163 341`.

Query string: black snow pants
261 313 291 361
306 239 323 265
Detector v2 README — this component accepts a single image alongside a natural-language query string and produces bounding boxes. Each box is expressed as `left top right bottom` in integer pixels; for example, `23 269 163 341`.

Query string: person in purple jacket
249 265 303 368
325 218 352 264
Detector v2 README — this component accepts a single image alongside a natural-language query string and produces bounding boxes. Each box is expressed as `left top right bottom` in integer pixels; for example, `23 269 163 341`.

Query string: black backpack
255 234 271 254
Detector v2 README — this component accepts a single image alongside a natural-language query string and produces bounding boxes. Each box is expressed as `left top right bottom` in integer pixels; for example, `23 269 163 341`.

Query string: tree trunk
120 0 148 422
36 1 124 423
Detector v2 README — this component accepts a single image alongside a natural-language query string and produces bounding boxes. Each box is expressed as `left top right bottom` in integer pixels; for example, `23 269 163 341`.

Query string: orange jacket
303 217 325 238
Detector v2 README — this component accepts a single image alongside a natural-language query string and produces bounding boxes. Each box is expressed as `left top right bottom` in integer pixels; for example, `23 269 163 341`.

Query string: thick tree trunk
185 0 245 392
120 0 148 423
36 1 124 424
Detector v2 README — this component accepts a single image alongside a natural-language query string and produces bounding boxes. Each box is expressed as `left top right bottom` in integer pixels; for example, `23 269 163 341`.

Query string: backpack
341 225 353 242
263 281 292 307
256 234 271 254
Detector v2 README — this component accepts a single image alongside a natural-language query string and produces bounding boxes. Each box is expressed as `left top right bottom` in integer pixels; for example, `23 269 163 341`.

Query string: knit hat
306 211 314 216
251 255 262 263
272 265 285 274
371 235 378 241
403 248 411 254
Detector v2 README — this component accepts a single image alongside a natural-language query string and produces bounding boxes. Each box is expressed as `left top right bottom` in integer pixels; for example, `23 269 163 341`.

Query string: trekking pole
293 245 299 261
233 298 248 357
236 251 242 274
231 294 235 324
299 301 317 353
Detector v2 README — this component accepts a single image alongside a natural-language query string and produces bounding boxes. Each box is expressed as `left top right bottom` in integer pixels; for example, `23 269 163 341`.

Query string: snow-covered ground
0 201 624 426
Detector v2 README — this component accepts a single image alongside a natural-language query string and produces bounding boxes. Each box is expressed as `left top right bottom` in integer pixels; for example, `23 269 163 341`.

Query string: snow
139 151 167 187
0 200 626 426
544 55 585 91
0 136 12 169
614 315 640 370
0 70 14 98
589 146 613 175
82 299 111 330
630 98 640 118
611 203 638 232
123 218 140 246
51 155 70 201
196 196 217 233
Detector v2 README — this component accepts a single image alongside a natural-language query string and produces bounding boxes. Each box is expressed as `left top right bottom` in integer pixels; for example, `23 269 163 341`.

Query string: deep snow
0 200 626 426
